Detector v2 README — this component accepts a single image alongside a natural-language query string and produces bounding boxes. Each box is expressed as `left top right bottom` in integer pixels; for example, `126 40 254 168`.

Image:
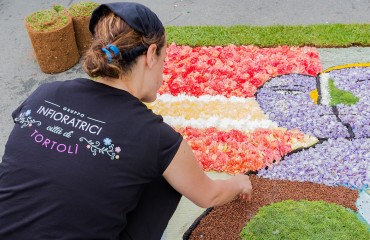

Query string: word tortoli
31 129 78 154
37 106 102 136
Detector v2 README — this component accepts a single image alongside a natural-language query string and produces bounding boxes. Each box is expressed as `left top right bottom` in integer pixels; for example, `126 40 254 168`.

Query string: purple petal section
329 67 370 138
258 138 370 190
256 74 349 139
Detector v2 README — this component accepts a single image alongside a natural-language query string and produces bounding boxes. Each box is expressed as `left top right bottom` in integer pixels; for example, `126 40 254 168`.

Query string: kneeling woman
0 2 252 239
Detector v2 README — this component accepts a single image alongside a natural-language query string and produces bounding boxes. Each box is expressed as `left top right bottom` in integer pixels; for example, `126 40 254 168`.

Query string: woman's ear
146 44 158 68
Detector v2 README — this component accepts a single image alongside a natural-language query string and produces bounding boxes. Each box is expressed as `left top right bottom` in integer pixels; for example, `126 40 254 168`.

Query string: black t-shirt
0 78 182 239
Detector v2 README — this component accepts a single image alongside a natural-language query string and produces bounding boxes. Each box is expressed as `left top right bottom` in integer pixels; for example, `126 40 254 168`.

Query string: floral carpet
149 44 321 174
149 44 370 237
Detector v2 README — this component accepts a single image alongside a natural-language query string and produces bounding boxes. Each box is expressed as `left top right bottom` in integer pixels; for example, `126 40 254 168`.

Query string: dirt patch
188 175 358 240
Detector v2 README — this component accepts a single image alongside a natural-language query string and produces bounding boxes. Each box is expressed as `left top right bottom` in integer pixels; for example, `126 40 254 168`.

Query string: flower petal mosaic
257 65 370 190
160 44 321 97
150 44 370 192
149 44 370 232
158 44 370 238
150 44 322 173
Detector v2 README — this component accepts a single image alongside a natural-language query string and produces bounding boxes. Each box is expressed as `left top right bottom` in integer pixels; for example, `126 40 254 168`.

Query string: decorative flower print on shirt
25 109 32 116
14 109 42 128
115 146 121 153
80 137 120 160
103 138 112 146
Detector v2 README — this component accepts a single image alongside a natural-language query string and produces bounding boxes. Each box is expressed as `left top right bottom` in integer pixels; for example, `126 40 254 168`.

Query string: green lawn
165 24 370 47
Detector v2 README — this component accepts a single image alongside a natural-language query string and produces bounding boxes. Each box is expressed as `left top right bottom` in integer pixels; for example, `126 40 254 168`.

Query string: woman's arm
163 139 252 208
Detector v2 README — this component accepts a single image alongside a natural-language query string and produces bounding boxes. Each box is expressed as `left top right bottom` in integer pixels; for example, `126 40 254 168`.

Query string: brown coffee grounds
25 15 80 74
188 175 358 240
72 16 94 55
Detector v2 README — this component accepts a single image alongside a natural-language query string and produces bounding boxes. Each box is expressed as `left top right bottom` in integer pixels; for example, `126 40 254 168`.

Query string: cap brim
89 4 111 36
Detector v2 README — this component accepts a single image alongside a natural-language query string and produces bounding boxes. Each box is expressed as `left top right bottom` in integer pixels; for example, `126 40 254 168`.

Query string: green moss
240 200 370 240
328 79 359 106
53 4 66 13
26 7 69 32
69 2 99 17
165 24 370 47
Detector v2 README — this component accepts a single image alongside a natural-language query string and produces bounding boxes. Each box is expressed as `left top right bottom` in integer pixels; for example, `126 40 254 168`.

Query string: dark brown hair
82 12 165 78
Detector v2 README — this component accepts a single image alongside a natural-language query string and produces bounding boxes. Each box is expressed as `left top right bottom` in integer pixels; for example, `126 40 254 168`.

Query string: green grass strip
328 79 359 106
240 200 370 240
165 24 370 47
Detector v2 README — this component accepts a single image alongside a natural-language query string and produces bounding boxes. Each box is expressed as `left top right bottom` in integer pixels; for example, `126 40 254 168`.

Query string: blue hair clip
107 44 120 56
101 47 113 63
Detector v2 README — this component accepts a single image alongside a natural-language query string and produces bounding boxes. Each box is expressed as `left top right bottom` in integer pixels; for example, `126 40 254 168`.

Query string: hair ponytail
82 12 165 79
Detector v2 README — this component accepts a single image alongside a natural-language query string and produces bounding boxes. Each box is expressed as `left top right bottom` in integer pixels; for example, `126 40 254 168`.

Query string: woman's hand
235 174 252 202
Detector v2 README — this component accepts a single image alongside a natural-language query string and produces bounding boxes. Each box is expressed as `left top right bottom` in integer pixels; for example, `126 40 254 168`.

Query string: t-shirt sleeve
157 122 183 174
12 101 27 122
11 84 49 121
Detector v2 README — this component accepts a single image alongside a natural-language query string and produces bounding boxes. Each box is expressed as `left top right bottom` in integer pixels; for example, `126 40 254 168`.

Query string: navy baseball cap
89 2 164 37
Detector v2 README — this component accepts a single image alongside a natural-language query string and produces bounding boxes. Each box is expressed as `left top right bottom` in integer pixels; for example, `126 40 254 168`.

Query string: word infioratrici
37 106 103 136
